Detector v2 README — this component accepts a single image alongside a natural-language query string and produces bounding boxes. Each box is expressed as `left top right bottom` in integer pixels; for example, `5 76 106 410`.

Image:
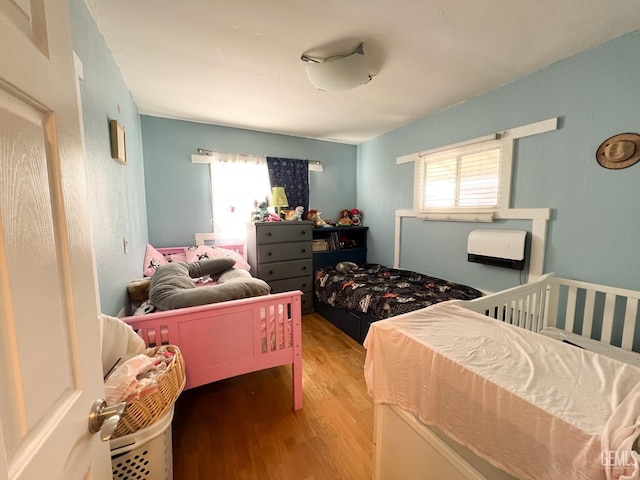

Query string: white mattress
364 302 640 480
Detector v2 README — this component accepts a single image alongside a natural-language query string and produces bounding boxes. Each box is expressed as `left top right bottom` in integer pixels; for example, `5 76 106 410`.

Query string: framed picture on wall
110 119 127 165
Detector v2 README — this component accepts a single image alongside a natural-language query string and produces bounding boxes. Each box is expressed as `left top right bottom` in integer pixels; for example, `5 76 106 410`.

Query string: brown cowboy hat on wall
596 133 640 169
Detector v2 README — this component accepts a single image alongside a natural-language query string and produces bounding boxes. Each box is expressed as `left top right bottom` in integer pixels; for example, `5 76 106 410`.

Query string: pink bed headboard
157 244 245 257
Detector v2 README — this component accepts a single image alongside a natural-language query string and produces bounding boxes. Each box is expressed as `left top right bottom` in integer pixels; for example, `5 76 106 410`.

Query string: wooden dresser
246 221 314 314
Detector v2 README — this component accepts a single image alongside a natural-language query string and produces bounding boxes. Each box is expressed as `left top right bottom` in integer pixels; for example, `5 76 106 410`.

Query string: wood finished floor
172 312 374 480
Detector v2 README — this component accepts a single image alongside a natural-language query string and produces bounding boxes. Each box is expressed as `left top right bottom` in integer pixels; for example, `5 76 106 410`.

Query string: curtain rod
195 148 323 170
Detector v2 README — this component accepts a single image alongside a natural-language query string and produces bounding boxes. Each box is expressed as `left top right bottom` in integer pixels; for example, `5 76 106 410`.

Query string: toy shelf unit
312 226 368 271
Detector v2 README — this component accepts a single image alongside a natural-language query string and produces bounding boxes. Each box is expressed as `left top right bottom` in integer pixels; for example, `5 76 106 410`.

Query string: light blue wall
67 0 640 310
140 116 357 247
358 30 640 292
70 0 148 315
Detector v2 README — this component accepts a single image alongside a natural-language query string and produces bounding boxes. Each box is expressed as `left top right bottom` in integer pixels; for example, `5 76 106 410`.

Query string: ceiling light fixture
301 43 372 92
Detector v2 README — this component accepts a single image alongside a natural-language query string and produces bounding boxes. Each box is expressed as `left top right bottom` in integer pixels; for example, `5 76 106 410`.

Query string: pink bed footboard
121 290 303 410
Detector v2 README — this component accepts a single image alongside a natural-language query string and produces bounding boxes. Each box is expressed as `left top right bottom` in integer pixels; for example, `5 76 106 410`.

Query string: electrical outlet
123 236 129 254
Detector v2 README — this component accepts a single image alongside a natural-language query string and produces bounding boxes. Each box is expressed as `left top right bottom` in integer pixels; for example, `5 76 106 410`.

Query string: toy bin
110 405 174 480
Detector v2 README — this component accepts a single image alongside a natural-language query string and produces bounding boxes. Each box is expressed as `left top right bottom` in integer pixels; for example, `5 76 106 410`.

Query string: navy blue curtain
267 157 309 215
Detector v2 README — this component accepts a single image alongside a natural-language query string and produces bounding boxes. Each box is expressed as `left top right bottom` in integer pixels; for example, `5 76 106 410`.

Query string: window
209 154 271 243
193 151 314 242
414 137 509 220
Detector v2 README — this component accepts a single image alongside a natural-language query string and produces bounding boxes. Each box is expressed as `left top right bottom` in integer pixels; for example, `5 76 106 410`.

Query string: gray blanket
149 258 270 311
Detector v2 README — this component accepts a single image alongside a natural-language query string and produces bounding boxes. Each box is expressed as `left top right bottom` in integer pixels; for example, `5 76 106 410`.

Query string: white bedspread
363 302 640 480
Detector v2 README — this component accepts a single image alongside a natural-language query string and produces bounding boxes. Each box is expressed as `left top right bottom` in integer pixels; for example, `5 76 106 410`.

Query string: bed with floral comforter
314 263 483 319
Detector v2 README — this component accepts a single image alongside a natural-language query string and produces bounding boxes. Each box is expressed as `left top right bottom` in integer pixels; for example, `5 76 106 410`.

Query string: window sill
416 211 495 222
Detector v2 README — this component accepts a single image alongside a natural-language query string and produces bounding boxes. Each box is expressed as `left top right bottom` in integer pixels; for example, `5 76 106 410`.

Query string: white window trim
403 118 556 223
395 208 551 280
394 118 558 279
413 135 509 219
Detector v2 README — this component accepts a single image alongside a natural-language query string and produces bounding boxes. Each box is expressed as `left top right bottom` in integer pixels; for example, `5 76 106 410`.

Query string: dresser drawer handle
268 270 274 275
302 266 307 271
267 251 273 256
301 248 306 253
300 230 307 235
267 232 273 236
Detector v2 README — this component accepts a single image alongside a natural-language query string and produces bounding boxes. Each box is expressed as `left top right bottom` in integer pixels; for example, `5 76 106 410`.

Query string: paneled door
0 1 111 479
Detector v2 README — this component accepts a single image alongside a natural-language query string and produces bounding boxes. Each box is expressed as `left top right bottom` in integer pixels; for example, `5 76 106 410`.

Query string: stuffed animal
282 209 294 220
337 209 353 226
284 206 304 221
253 196 281 221
336 261 358 274
253 197 269 221
306 209 326 227
350 208 362 226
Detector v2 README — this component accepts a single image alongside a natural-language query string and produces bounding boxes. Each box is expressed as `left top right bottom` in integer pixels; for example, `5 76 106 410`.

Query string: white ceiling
84 0 640 145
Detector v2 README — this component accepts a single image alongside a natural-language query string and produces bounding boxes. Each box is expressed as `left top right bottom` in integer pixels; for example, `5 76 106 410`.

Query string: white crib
368 273 640 480
457 273 640 350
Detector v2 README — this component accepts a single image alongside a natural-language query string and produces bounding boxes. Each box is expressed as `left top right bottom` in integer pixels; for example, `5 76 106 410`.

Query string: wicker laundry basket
112 345 185 438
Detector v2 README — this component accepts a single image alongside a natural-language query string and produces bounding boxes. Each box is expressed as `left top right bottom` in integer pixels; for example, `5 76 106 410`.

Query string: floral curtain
267 157 309 215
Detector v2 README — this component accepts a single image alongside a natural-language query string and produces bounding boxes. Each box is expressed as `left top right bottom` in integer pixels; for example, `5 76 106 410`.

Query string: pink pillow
143 244 168 277
185 245 251 271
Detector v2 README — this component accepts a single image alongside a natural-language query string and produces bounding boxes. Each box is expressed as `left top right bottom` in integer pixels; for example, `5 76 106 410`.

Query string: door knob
88 399 128 441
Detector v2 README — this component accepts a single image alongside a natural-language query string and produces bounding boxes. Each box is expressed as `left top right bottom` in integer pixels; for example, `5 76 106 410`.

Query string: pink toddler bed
122 244 303 410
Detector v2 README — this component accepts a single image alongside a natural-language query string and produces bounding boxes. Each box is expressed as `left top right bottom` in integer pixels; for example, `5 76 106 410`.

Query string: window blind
419 143 501 210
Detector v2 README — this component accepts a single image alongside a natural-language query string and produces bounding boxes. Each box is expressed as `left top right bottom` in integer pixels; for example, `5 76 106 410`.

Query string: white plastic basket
110 405 174 480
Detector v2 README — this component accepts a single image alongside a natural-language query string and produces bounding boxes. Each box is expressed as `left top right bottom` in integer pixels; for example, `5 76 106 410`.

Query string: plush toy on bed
149 257 271 311
336 261 359 274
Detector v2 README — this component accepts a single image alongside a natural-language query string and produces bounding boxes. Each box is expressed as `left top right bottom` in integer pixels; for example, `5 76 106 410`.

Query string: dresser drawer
257 259 312 281
257 242 311 263
301 292 313 313
269 276 312 294
254 223 313 244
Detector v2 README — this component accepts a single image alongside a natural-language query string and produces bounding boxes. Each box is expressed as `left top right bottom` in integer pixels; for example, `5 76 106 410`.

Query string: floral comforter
314 263 483 319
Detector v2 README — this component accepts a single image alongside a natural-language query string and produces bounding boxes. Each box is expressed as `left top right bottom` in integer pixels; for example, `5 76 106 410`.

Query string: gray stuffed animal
336 261 358 274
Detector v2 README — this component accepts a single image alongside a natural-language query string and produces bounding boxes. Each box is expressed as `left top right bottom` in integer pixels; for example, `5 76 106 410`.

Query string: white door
0 1 111 479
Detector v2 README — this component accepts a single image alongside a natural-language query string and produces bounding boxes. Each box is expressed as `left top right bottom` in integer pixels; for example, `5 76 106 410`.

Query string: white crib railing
454 273 552 333
546 277 640 351
455 273 640 352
